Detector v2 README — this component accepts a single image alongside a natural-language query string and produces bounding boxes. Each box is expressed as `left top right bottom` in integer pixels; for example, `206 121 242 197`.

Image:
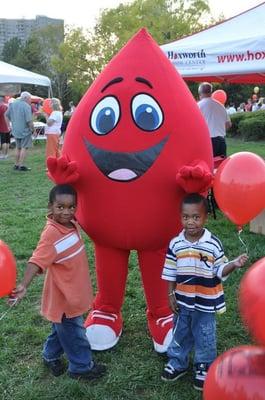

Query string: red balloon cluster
204 346 265 399
213 152 265 229
204 258 265 399
239 257 265 344
0 240 16 298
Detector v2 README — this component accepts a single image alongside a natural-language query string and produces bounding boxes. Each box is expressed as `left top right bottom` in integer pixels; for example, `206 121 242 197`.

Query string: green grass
227 137 265 157
0 139 264 400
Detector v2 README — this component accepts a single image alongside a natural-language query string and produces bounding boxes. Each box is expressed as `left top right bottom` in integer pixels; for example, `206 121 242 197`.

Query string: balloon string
238 229 248 255
0 298 18 321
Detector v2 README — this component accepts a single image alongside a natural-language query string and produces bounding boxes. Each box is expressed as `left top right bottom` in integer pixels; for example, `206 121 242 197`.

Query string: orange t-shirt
29 217 93 323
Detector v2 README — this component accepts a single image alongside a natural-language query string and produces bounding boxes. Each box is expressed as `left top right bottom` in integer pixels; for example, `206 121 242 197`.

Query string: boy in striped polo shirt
10 184 106 381
161 193 247 391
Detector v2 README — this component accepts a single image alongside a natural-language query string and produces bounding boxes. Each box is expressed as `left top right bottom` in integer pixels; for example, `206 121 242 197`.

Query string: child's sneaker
194 362 209 391
161 364 187 381
68 363 107 381
43 358 66 377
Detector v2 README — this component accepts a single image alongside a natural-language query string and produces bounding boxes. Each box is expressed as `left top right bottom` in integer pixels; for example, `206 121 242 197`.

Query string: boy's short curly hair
181 193 208 214
49 184 77 204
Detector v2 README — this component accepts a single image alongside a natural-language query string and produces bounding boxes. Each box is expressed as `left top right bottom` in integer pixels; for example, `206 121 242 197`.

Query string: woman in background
45 98 63 166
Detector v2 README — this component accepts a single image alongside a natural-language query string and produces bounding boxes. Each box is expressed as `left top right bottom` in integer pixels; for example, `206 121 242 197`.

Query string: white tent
0 60 51 87
161 2 265 83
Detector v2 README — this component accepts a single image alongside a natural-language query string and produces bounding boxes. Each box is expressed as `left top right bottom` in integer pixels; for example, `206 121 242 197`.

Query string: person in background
260 98 265 110
226 103 237 115
237 102 245 113
244 98 253 112
69 101 76 115
9 184 107 381
0 96 11 159
5 91 36 171
44 98 63 166
252 100 261 112
197 82 231 158
161 193 248 391
62 101 76 134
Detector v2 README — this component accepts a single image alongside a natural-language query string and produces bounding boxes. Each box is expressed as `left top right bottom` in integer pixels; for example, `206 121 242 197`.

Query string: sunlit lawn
0 139 264 400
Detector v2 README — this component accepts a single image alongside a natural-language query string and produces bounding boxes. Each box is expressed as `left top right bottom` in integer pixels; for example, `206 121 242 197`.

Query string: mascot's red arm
47 155 80 184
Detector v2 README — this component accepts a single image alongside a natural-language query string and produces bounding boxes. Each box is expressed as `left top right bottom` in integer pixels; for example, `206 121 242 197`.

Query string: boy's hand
8 284 27 305
169 292 179 314
233 253 248 269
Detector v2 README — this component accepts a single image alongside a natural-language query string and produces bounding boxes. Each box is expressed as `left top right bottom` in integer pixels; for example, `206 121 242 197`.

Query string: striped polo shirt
162 228 228 314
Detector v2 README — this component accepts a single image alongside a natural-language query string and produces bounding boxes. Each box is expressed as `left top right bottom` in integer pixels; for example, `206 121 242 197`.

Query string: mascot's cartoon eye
131 94 163 131
91 96 120 135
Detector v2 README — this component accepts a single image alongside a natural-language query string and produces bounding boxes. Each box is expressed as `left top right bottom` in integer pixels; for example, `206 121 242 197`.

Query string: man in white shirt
197 82 231 157
227 104 237 115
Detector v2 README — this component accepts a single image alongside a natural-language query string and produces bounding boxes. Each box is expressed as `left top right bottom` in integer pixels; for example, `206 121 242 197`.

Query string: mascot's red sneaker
85 310 123 350
147 312 174 353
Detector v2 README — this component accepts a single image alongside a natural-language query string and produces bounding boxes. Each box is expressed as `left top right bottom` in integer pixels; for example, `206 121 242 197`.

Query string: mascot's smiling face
84 76 168 182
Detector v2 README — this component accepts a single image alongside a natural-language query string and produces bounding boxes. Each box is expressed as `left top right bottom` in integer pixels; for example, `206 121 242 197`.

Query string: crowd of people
0 93 76 170
226 97 265 114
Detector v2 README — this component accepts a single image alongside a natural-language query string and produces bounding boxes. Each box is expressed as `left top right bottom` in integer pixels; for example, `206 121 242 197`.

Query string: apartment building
0 15 64 54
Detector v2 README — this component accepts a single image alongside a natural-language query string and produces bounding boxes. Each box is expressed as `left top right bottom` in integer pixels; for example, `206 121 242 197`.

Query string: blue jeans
42 315 93 374
167 306 216 370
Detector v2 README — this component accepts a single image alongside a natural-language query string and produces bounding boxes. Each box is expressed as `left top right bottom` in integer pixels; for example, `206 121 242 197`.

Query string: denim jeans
167 306 216 371
42 315 93 373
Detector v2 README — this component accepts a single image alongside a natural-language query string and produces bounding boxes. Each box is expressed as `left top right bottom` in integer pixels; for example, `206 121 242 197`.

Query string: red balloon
42 98 52 115
239 257 265 345
212 89 227 105
213 152 265 227
204 346 265 400
0 241 16 298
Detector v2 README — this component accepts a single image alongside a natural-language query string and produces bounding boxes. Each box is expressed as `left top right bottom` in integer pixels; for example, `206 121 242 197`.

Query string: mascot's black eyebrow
101 77 124 93
135 77 153 89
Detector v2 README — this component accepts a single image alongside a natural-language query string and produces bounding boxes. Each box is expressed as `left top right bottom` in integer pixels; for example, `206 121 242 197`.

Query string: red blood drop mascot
47 29 213 352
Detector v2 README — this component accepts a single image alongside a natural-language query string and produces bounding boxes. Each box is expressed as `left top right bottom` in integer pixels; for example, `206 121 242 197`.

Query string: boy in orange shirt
10 184 106 380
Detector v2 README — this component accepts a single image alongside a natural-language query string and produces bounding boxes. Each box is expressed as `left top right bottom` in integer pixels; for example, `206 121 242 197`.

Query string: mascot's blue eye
91 96 120 135
131 94 163 131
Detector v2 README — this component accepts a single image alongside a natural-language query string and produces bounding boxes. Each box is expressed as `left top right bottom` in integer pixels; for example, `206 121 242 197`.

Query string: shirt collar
179 228 211 244
46 215 78 234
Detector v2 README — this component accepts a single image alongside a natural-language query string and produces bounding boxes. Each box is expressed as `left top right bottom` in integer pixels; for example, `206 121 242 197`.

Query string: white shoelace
91 310 118 322
156 314 173 327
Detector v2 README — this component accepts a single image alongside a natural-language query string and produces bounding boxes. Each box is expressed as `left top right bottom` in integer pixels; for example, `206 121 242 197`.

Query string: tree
32 24 65 99
52 0 213 104
14 36 46 74
1 37 22 63
51 27 114 104
95 0 211 57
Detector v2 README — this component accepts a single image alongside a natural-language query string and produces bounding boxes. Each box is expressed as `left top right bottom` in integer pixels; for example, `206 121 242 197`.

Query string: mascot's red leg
138 248 173 353
84 244 130 350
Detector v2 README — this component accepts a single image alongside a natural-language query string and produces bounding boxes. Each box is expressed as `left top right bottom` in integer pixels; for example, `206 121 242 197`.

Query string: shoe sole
161 370 187 382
